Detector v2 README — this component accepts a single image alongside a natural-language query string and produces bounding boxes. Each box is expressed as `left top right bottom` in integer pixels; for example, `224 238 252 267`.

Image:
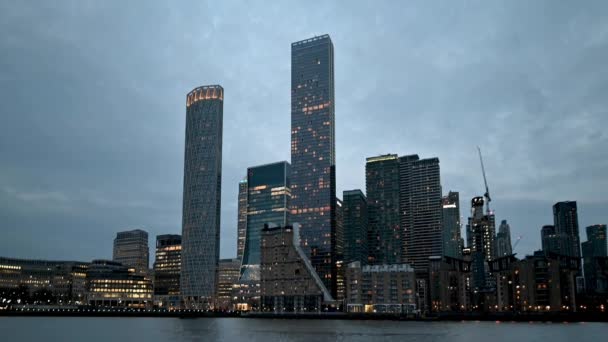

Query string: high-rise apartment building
582 224 607 293
553 201 581 259
153 234 181 309
399 155 442 273
290 35 336 297
466 197 496 292
442 191 462 259
496 220 513 257
366 155 401 265
113 229 149 274
342 189 368 265
237 178 248 260
181 85 223 309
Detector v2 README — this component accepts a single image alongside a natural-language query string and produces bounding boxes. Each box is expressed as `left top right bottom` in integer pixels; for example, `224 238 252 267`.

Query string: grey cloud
0 0 607 263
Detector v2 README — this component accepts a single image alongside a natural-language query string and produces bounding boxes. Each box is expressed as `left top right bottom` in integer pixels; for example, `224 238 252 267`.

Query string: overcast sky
1 1 607 263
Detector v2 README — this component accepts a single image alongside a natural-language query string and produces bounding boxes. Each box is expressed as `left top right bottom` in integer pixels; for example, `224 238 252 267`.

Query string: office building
442 191 462 258
0 257 88 305
217 258 241 311
153 234 181 309
553 201 581 259
236 161 290 311
399 155 443 273
260 224 332 313
237 178 248 260
366 154 401 265
86 259 153 308
113 229 149 274
181 85 223 309
342 189 368 265
290 35 337 297
496 220 513 257
345 262 417 314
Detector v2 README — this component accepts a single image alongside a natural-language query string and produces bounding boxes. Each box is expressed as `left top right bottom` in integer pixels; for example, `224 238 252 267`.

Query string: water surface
1 317 607 341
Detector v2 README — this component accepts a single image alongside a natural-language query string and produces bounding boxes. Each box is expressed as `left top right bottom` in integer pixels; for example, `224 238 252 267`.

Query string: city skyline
1 1 608 263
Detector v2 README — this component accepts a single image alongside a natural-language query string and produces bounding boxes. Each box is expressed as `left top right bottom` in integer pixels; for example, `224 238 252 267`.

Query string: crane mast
477 146 491 215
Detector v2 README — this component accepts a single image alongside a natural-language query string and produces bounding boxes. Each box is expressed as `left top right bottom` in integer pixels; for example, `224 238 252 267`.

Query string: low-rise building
345 261 416 314
0 257 88 305
429 255 471 312
260 224 332 313
86 259 153 308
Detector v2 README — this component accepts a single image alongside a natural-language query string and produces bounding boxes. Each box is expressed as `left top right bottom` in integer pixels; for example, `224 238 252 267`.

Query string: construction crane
477 146 491 215
512 235 523 253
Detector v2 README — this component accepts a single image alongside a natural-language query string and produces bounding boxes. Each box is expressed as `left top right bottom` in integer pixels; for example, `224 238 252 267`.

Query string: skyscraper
153 234 181 309
181 85 223 309
113 229 149 274
290 35 336 297
496 220 513 257
582 224 608 293
400 155 442 273
342 189 369 265
237 178 248 260
366 154 401 265
466 197 495 291
553 201 581 259
442 191 462 259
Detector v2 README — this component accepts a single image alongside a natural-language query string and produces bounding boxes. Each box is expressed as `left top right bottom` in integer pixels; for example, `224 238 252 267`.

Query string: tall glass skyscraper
496 219 513 257
237 178 248 260
342 189 368 265
290 35 336 297
181 85 223 309
366 154 401 265
399 155 442 273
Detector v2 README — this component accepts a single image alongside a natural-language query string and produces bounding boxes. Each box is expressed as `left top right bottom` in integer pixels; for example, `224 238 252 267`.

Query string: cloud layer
1 1 607 261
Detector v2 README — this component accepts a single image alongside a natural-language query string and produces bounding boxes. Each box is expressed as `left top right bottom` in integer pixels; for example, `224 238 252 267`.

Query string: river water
1 317 607 341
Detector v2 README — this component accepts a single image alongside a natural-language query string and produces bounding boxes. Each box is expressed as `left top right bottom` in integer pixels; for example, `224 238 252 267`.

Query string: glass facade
343 189 368 265
181 85 223 308
237 178 248 260
366 155 401 265
241 161 291 271
290 35 337 296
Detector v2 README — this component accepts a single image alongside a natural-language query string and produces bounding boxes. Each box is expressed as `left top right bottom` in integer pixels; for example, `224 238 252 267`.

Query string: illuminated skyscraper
181 85 223 309
366 154 401 265
113 229 149 274
290 35 336 297
237 178 248 260
399 155 442 273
